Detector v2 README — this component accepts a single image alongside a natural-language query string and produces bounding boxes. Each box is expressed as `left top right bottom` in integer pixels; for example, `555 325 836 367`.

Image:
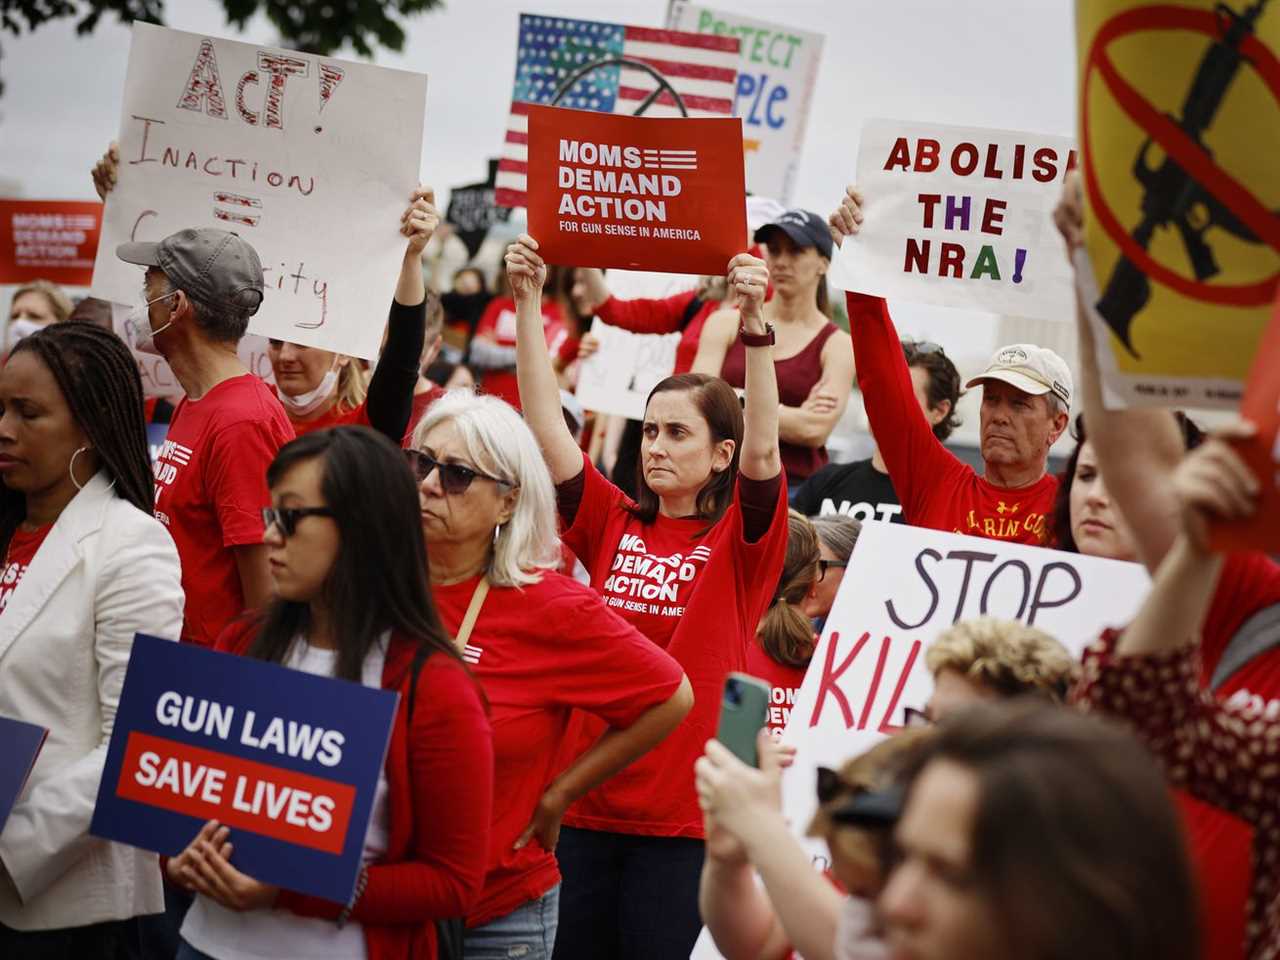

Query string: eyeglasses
815 767 904 827
902 706 934 728
817 559 848 581
262 506 336 537
404 448 511 495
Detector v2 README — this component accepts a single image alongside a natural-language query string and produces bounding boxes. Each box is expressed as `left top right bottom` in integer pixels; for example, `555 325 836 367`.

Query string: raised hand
504 234 548 303
1054 170 1085 255
1173 420 1260 552
91 142 120 201
727 253 769 324
401 186 440 255
827 185 865 249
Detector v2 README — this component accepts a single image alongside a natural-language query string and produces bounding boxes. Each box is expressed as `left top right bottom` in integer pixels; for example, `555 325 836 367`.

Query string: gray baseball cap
117 228 265 315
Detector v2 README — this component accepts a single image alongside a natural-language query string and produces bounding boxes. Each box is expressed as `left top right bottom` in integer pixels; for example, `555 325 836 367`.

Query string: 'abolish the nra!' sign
527 105 747 275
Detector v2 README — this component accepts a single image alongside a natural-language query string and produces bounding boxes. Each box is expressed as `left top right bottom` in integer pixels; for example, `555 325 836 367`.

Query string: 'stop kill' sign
91 22 427 360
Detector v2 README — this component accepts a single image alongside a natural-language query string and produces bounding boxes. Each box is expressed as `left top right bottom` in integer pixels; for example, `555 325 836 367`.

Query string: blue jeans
463 883 560 960
552 828 705 960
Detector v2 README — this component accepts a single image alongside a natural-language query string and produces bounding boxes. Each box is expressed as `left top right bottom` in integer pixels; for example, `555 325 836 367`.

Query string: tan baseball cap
965 344 1073 408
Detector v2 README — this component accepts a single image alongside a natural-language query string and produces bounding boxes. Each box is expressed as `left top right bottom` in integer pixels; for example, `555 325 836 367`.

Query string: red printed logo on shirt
601 534 711 618
0 560 29 614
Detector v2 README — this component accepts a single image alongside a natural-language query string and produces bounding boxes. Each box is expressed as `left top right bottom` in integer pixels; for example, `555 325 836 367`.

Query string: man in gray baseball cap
116 226 293 649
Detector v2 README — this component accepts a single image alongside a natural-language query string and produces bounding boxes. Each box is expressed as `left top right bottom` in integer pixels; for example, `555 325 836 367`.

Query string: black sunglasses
262 506 335 537
815 767 904 827
902 706 934 729
818 559 848 581
404 448 510 495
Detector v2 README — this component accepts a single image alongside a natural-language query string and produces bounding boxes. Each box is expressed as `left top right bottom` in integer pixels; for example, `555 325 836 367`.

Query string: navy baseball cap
753 209 833 260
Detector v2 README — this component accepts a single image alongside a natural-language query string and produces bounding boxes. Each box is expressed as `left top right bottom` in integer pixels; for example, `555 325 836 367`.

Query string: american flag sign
495 14 740 208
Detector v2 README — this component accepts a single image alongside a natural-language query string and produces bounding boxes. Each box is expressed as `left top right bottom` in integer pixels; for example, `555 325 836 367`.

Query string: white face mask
5 318 45 351
126 290 178 356
277 367 340 417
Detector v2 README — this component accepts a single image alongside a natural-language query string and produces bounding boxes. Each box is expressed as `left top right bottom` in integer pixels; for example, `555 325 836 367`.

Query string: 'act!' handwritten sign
91 635 397 903
91 22 427 360
830 119 1078 323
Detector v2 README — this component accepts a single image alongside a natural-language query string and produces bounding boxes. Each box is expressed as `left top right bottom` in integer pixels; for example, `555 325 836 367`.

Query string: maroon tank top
720 322 840 483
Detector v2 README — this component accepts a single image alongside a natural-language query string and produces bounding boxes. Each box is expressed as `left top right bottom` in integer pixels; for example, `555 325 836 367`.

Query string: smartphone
716 673 772 767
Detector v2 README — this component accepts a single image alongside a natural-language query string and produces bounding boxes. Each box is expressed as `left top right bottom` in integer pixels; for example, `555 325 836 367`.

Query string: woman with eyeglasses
406 389 692 960
804 515 861 633
0 322 183 956
745 510 822 739
507 234 789 960
168 426 494 960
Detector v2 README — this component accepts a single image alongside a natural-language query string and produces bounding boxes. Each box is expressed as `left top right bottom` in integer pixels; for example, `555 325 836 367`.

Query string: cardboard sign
830 119 1078 322
91 23 427 360
576 318 680 420
1076 0 1280 409
92 634 398 903
0 200 103 286
690 521 1150 960
495 13 741 208
526 105 747 274
108 302 274 401
666 3 823 204
1211 292 1280 551
0 717 47 833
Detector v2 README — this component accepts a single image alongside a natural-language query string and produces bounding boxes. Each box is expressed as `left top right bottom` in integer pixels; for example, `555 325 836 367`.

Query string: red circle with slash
1082 4 1280 306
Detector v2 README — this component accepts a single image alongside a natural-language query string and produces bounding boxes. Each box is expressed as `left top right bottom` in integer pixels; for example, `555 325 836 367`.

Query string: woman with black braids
0 321 183 956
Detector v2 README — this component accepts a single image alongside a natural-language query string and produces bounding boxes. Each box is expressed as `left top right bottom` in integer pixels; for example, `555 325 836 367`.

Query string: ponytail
758 511 821 668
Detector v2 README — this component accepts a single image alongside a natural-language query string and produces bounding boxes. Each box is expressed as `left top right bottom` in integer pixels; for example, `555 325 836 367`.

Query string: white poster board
91 22 427 359
576 318 680 421
691 521 1149 959
830 119 1077 323
666 2 823 205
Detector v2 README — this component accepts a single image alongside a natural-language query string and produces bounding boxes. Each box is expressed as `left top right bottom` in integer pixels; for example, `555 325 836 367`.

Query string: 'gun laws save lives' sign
831 119 1079 322
526 105 747 275
91 635 397 903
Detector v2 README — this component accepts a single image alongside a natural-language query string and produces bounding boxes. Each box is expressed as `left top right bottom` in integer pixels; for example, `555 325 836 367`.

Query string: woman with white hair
408 389 693 960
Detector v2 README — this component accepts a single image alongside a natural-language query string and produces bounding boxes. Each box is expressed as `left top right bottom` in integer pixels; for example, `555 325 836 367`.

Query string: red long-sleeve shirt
846 291 1057 545
595 291 714 375
217 620 494 960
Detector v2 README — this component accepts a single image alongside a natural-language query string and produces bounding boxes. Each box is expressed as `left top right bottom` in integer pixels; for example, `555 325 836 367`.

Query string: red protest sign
526 105 746 275
1210 292 1280 552
0 200 103 287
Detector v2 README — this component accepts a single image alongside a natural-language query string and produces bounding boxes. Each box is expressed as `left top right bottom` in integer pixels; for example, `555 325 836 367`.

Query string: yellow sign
1077 0 1280 408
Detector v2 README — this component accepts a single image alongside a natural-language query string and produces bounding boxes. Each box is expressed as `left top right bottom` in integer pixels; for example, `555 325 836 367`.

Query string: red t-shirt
404 386 446 447
558 453 788 837
154 374 294 647
846 292 1057 545
0 524 52 616
474 297 566 409
745 641 810 740
433 572 684 927
1177 551 1280 960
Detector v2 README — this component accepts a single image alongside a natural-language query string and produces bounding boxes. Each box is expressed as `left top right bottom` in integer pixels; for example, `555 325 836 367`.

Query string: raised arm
733 254 783 481
509 235 584 484
1055 173 1186 571
365 187 437 444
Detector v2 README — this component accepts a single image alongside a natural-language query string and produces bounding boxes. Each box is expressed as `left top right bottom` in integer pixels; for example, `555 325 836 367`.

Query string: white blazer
0 471 183 931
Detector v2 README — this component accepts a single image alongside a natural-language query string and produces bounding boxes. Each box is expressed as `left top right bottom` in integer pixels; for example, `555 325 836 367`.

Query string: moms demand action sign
526 105 747 275
91 635 397 903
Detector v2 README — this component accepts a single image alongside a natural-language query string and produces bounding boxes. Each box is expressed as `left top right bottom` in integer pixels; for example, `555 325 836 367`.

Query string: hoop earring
69 446 91 491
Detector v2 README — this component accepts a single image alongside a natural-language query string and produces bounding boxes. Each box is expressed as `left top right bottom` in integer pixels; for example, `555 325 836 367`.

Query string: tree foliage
0 0 444 95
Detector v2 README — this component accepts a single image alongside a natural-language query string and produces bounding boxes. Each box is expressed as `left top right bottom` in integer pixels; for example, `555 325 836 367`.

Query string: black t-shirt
792 458 904 524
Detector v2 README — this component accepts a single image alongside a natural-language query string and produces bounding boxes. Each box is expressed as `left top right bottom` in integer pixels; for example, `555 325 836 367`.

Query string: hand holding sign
727 253 769 324
171 819 280 912
400 187 439 256
1178 422 1262 552
827 185 866 249
504 235 548 303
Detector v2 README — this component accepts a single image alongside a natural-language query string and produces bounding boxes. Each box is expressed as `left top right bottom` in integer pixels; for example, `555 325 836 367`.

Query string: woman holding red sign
507 234 789 960
169 426 494 960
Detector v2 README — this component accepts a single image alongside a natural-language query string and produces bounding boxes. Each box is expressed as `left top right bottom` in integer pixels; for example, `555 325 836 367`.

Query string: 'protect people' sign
666 2 823 205
91 22 427 360
831 119 1078 323
526 105 747 275
91 635 397 903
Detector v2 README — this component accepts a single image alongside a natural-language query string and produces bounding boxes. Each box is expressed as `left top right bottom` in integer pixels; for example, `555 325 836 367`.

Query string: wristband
739 322 775 347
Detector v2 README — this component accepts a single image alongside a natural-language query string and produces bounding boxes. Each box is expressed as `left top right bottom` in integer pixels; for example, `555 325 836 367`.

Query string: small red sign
1211 292 1280 552
526 105 747 275
0 199 104 287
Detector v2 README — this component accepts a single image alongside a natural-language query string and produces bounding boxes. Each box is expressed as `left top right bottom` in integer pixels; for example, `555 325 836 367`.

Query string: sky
0 0 1083 441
